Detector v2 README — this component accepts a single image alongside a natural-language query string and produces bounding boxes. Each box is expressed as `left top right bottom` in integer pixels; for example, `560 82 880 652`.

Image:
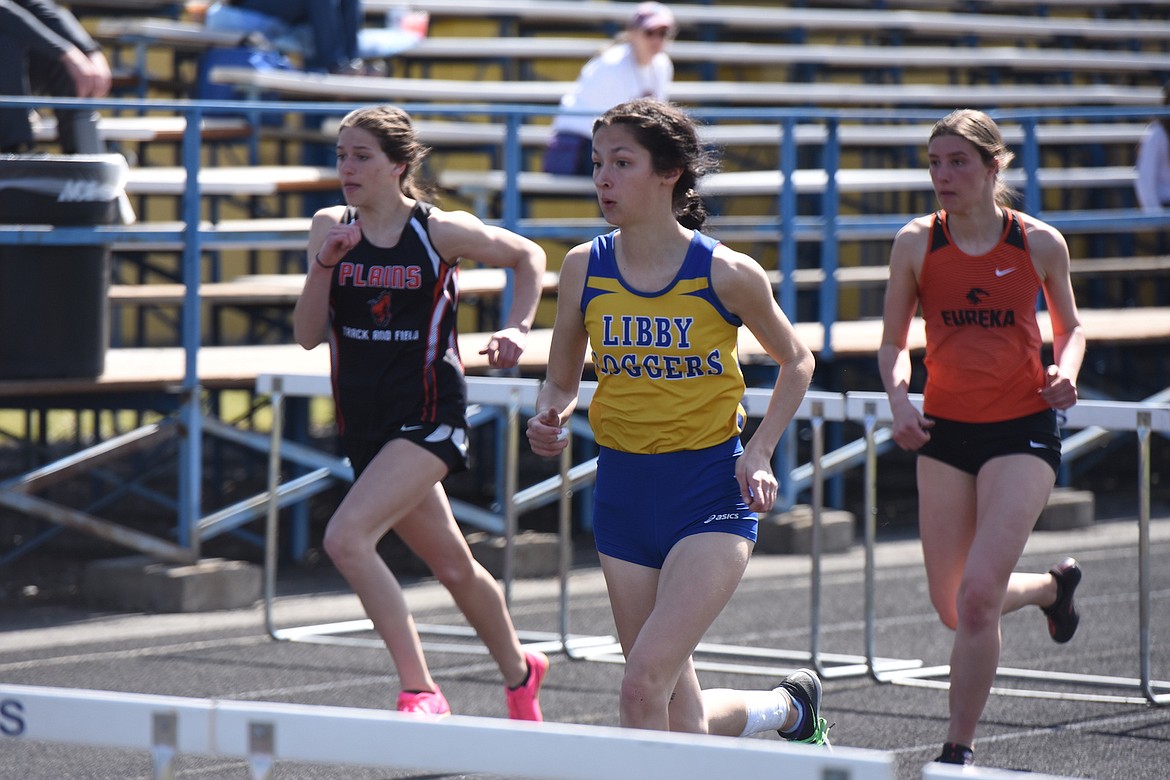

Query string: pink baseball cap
631 2 675 32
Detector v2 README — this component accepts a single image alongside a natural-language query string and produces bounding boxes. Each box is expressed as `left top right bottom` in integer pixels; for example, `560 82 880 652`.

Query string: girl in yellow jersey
879 109 1086 768
528 99 827 743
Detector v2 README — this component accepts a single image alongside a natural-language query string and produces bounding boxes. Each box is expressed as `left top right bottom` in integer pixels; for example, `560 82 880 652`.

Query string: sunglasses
641 27 673 39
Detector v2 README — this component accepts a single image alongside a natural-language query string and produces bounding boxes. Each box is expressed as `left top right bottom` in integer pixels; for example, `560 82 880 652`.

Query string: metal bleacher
2 0 1170 570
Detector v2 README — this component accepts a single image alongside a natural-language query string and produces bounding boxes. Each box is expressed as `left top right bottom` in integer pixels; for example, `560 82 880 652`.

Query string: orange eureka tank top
918 209 1050 423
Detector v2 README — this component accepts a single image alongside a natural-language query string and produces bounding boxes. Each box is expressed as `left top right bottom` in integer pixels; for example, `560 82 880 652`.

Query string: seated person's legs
204 0 304 54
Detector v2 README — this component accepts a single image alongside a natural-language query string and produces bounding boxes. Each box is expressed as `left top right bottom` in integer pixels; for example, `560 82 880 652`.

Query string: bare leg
395 485 527 687
321 439 447 693
919 454 1057 747
601 533 752 732
668 659 706 733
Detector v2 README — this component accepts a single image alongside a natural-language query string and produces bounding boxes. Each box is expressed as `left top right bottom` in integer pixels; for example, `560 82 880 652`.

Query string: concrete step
757 504 856 555
81 555 261 613
1036 487 1096 531
467 530 560 579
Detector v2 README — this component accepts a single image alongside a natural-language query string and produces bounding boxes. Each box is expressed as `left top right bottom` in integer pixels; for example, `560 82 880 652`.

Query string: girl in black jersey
293 105 549 720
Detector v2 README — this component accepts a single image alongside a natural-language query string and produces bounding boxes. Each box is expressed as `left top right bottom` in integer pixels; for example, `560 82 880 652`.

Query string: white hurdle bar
554 385 924 680
923 764 1078 780
256 373 923 677
257 373 588 654
846 391 1170 706
0 683 896 780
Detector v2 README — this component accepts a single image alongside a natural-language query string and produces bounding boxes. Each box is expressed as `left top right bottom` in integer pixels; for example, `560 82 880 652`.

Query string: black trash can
0 154 128 380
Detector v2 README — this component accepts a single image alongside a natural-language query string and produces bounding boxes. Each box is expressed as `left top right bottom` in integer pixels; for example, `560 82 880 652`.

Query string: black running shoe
774 668 832 746
1042 557 1082 643
934 742 974 765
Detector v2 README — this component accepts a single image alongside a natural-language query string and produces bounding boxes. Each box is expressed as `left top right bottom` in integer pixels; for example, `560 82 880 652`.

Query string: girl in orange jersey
528 99 829 744
879 109 1087 768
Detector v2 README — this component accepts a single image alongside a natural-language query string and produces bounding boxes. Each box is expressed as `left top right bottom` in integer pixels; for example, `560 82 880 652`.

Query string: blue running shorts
592 436 758 569
918 409 1061 477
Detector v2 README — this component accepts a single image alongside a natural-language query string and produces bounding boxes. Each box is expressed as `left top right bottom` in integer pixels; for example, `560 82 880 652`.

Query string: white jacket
551 42 673 139
1134 121 1170 213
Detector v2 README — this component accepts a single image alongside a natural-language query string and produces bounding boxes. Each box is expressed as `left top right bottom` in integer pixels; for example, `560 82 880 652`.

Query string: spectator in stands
878 109 1086 768
205 0 368 74
1135 81 1170 213
0 0 110 155
527 98 829 746
293 105 549 720
542 2 675 176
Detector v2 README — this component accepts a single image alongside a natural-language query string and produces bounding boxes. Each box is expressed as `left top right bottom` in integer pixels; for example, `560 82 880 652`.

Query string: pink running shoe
396 686 451 718
505 650 549 721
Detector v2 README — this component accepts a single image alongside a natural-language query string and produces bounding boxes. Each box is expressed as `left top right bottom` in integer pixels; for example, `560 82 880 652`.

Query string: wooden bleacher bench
308 117 1146 154
738 308 1170 365
106 248 1170 306
108 278 304 307
207 65 1162 107
90 205 1154 260
2 307 1166 401
435 166 1139 207
33 115 252 145
94 17 246 50
373 0 1170 44
101 254 1170 342
123 165 339 196
108 218 313 251
95 3 1170 55
505 209 1170 248
93 18 242 98
394 36 1170 78
768 255 1170 292
106 268 560 308
94 14 425 60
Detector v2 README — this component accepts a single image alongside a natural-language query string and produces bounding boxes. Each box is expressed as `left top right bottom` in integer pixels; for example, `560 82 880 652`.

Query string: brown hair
337 105 434 201
593 98 717 230
929 108 1017 207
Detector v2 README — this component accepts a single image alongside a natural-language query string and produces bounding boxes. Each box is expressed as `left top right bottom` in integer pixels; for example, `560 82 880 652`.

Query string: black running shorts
347 422 470 481
918 409 1061 477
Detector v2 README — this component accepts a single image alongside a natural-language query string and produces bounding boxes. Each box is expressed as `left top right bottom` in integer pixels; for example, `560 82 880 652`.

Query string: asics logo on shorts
704 512 741 524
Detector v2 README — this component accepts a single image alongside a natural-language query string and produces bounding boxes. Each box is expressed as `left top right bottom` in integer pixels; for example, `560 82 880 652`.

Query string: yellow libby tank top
582 230 746 454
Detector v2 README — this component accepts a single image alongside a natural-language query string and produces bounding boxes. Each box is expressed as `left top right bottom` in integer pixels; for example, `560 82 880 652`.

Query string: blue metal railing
2 95 1170 553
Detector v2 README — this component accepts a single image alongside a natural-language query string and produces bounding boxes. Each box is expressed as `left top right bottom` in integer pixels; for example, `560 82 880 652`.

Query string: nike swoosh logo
1029 440 1050 449
995 267 1016 277
400 424 424 432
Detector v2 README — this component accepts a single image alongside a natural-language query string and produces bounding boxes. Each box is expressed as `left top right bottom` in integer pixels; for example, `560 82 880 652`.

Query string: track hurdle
257 373 923 678
551 385 924 681
923 764 1078 780
257 373 599 656
847 391 1170 706
0 683 896 780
